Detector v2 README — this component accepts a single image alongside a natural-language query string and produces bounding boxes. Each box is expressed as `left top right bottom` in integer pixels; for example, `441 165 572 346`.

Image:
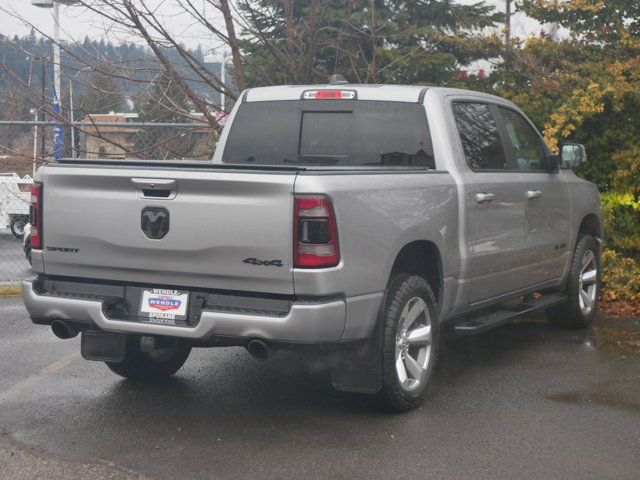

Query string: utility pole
30 109 38 176
69 78 75 157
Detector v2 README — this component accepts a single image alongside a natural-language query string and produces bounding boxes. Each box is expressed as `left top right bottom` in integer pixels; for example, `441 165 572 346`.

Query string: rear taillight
30 182 43 249
294 195 340 268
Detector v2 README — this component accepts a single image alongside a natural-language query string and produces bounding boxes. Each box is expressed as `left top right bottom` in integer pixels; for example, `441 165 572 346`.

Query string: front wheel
106 336 191 380
379 274 439 412
546 235 600 329
24 239 32 265
10 215 28 238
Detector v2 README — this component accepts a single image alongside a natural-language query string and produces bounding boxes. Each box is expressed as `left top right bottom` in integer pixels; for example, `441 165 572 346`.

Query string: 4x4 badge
243 257 283 267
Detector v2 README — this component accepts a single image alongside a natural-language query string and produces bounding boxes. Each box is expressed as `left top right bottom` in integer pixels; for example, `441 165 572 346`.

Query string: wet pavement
0 231 31 284
1 295 639 479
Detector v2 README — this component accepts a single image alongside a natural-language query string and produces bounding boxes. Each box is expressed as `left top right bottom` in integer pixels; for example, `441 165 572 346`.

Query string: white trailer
0 173 33 238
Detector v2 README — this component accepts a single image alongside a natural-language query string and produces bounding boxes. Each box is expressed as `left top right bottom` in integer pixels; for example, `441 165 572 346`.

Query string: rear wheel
546 235 600 329
106 336 191 380
10 215 28 238
379 274 439 412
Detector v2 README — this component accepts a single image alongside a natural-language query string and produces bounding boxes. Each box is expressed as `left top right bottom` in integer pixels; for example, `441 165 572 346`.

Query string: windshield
222 100 435 168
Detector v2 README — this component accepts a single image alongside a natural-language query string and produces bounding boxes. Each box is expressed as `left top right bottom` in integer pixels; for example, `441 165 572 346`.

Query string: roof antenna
329 74 349 85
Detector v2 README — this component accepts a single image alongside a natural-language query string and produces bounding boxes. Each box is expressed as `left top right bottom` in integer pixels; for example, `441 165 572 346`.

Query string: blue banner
53 88 64 160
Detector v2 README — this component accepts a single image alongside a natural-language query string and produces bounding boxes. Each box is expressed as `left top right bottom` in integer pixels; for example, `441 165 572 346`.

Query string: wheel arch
578 213 603 241
389 240 443 307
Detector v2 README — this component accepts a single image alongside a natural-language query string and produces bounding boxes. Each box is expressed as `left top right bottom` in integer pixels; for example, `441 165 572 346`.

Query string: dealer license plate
139 288 189 323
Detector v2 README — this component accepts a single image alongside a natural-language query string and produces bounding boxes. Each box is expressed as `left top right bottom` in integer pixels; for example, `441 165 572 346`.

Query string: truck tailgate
38 164 296 294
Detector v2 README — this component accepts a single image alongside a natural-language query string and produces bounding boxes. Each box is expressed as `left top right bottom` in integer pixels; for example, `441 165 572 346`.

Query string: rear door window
223 100 435 168
452 102 507 171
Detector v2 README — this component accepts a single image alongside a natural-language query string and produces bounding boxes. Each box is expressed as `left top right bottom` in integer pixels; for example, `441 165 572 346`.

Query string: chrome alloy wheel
578 249 598 316
395 296 432 392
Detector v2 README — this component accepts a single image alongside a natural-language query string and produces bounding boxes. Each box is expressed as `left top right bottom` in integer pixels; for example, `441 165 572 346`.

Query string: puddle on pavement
544 315 640 413
547 389 640 415
593 315 640 356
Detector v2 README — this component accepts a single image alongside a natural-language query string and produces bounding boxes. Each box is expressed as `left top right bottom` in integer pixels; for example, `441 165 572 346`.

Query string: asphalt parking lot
0 231 30 284
1 295 639 480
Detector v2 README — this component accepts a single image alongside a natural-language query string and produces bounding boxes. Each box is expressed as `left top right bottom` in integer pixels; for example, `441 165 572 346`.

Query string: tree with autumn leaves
495 0 640 303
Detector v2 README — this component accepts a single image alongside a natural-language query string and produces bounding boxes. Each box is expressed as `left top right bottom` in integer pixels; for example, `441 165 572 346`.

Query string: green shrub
601 249 640 302
600 192 640 257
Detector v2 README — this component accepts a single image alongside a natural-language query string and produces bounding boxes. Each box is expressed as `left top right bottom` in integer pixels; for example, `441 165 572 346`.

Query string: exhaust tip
247 339 270 361
51 320 78 340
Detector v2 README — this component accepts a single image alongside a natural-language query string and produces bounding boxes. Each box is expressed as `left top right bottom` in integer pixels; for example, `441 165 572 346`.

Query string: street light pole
220 51 228 112
53 2 60 103
203 50 229 112
32 0 79 159
51 2 65 159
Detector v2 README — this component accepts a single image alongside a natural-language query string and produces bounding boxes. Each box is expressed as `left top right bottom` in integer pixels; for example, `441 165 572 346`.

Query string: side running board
453 293 568 336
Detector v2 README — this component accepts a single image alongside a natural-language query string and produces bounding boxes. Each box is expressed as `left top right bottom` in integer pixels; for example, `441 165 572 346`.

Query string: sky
2 0 542 49
2 0 226 50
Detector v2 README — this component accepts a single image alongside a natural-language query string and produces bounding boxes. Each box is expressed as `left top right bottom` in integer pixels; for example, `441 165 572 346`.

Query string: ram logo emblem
141 207 170 239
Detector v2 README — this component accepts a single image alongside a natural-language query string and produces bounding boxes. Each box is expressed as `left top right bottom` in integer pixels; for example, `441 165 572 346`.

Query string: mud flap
330 343 382 394
81 331 126 362
331 290 386 394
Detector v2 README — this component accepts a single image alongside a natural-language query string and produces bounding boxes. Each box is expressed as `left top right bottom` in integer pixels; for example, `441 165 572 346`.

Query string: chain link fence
0 120 218 283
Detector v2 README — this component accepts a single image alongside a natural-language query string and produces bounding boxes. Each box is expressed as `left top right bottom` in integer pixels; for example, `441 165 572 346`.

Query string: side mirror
560 143 587 169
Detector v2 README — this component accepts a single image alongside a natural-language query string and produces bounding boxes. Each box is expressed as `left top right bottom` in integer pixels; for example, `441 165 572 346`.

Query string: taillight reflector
294 195 340 268
30 182 43 249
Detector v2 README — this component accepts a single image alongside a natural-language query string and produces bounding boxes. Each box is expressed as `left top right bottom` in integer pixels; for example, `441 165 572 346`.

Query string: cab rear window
222 100 435 168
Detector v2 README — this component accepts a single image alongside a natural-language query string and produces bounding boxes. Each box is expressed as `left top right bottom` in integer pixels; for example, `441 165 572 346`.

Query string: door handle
475 192 495 204
526 190 542 200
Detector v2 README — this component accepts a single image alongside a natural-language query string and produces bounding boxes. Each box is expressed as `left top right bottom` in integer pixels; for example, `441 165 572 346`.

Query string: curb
0 284 21 297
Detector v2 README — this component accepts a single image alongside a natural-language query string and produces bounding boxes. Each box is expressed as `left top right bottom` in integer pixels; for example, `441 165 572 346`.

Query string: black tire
10 215 28 238
378 274 439 412
546 235 600 329
24 239 32 265
106 336 191 380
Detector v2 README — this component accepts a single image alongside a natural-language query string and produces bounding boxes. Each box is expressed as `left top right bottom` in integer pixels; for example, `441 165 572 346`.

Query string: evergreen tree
238 0 502 86
74 63 124 115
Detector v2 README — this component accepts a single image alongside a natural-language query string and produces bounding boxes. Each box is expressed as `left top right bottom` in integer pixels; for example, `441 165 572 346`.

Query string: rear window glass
452 102 507 170
222 100 435 168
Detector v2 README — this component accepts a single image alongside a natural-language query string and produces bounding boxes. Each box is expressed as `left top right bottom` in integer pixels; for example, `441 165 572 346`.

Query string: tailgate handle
131 178 177 199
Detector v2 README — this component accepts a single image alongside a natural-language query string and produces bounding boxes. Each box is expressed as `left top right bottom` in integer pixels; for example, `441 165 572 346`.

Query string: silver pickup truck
22 83 602 411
